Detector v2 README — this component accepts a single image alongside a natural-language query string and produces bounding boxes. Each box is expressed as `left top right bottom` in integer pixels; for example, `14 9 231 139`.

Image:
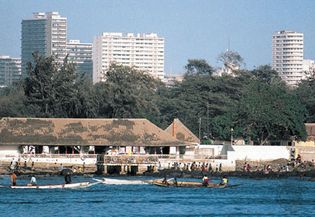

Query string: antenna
227 36 230 51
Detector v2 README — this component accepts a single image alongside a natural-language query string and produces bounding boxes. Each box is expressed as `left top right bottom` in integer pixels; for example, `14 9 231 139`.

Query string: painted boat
150 180 238 188
10 182 94 189
93 178 147 185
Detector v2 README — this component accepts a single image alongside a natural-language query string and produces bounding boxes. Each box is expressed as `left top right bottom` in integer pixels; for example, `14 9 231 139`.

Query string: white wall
228 145 290 161
0 146 19 156
207 159 236 171
198 145 223 156
28 157 96 165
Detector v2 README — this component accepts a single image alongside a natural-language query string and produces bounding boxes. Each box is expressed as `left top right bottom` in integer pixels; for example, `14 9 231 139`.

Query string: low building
0 117 188 174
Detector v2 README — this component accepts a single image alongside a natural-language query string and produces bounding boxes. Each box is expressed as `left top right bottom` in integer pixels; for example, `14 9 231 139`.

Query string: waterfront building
93 32 164 83
67 40 93 78
0 56 21 87
272 30 304 86
21 12 67 77
0 118 186 174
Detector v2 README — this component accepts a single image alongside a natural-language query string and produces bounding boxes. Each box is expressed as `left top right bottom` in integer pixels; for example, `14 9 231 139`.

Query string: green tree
233 80 307 144
251 65 282 84
295 77 315 122
185 59 214 76
96 64 160 119
24 53 58 116
218 50 244 73
0 82 28 117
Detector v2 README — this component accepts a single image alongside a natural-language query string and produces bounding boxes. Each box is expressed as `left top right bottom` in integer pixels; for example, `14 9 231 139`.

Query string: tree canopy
0 54 310 145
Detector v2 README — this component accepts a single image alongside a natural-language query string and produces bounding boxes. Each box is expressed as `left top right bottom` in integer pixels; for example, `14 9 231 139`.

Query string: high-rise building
67 40 93 78
0 56 21 87
21 12 67 77
272 30 304 86
302 59 315 78
93 32 164 83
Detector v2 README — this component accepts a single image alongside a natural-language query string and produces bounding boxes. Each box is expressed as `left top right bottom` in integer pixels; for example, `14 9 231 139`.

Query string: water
0 176 315 216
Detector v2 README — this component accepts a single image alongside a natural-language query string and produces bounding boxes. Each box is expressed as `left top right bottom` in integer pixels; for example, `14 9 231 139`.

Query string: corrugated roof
165 118 200 144
0 118 185 146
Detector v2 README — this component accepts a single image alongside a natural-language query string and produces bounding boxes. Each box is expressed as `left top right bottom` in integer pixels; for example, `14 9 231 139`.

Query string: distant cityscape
0 11 315 87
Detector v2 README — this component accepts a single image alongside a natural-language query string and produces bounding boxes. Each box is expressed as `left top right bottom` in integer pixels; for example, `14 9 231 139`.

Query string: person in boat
64 174 72 184
30 176 37 186
173 177 178 186
220 175 228 186
11 172 17 186
202 175 209 186
162 176 168 185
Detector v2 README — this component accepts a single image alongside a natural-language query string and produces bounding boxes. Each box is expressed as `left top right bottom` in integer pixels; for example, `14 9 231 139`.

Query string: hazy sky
0 0 315 74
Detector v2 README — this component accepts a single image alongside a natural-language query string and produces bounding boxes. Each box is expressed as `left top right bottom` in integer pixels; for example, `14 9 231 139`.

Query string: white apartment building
67 40 93 78
0 56 21 87
21 12 67 77
272 30 304 86
93 32 164 83
302 59 315 78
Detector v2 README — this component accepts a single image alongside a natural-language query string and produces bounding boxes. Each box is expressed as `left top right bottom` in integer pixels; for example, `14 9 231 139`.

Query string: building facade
67 40 93 78
272 30 304 86
93 32 164 83
21 12 67 77
0 56 21 87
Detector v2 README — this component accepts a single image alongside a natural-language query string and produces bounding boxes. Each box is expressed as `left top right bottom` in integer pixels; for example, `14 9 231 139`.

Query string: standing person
202 175 209 186
64 174 72 184
30 176 37 186
173 176 178 186
11 172 17 186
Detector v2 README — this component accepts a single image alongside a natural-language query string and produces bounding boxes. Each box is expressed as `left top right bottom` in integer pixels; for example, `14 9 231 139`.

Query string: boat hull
10 182 91 189
94 178 147 185
150 180 235 188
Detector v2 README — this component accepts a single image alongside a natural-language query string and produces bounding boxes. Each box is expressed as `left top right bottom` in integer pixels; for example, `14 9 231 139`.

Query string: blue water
0 176 315 217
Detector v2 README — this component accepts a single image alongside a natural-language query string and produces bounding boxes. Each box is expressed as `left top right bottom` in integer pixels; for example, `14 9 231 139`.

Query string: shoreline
1 169 315 180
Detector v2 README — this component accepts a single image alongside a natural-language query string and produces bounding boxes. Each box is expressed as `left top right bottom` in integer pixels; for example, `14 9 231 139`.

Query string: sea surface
0 175 314 217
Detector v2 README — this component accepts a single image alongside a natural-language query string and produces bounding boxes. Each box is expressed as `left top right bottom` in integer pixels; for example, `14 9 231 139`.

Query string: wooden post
104 165 107 174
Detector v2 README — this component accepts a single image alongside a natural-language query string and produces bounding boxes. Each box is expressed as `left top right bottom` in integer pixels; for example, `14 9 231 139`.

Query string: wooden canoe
150 180 235 188
93 178 147 185
10 182 93 189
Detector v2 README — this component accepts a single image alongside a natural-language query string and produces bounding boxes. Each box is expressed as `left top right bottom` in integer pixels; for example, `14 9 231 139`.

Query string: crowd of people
162 161 223 173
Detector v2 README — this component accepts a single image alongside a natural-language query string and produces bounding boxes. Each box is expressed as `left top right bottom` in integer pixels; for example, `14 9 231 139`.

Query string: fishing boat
9 182 97 189
93 178 147 185
150 180 238 188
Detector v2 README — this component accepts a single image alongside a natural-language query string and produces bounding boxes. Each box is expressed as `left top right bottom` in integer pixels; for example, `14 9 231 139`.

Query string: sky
0 0 315 74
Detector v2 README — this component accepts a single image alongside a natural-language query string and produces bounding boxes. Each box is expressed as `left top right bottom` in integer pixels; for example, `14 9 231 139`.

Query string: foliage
218 50 244 71
232 80 307 144
0 53 310 145
295 78 315 122
95 64 161 120
184 59 214 76
0 82 27 117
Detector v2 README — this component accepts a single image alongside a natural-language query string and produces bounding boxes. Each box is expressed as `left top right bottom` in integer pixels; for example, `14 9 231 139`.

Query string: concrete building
272 30 304 86
93 32 164 83
21 12 67 77
163 74 184 86
0 56 21 87
67 40 93 78
302 59 315 79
